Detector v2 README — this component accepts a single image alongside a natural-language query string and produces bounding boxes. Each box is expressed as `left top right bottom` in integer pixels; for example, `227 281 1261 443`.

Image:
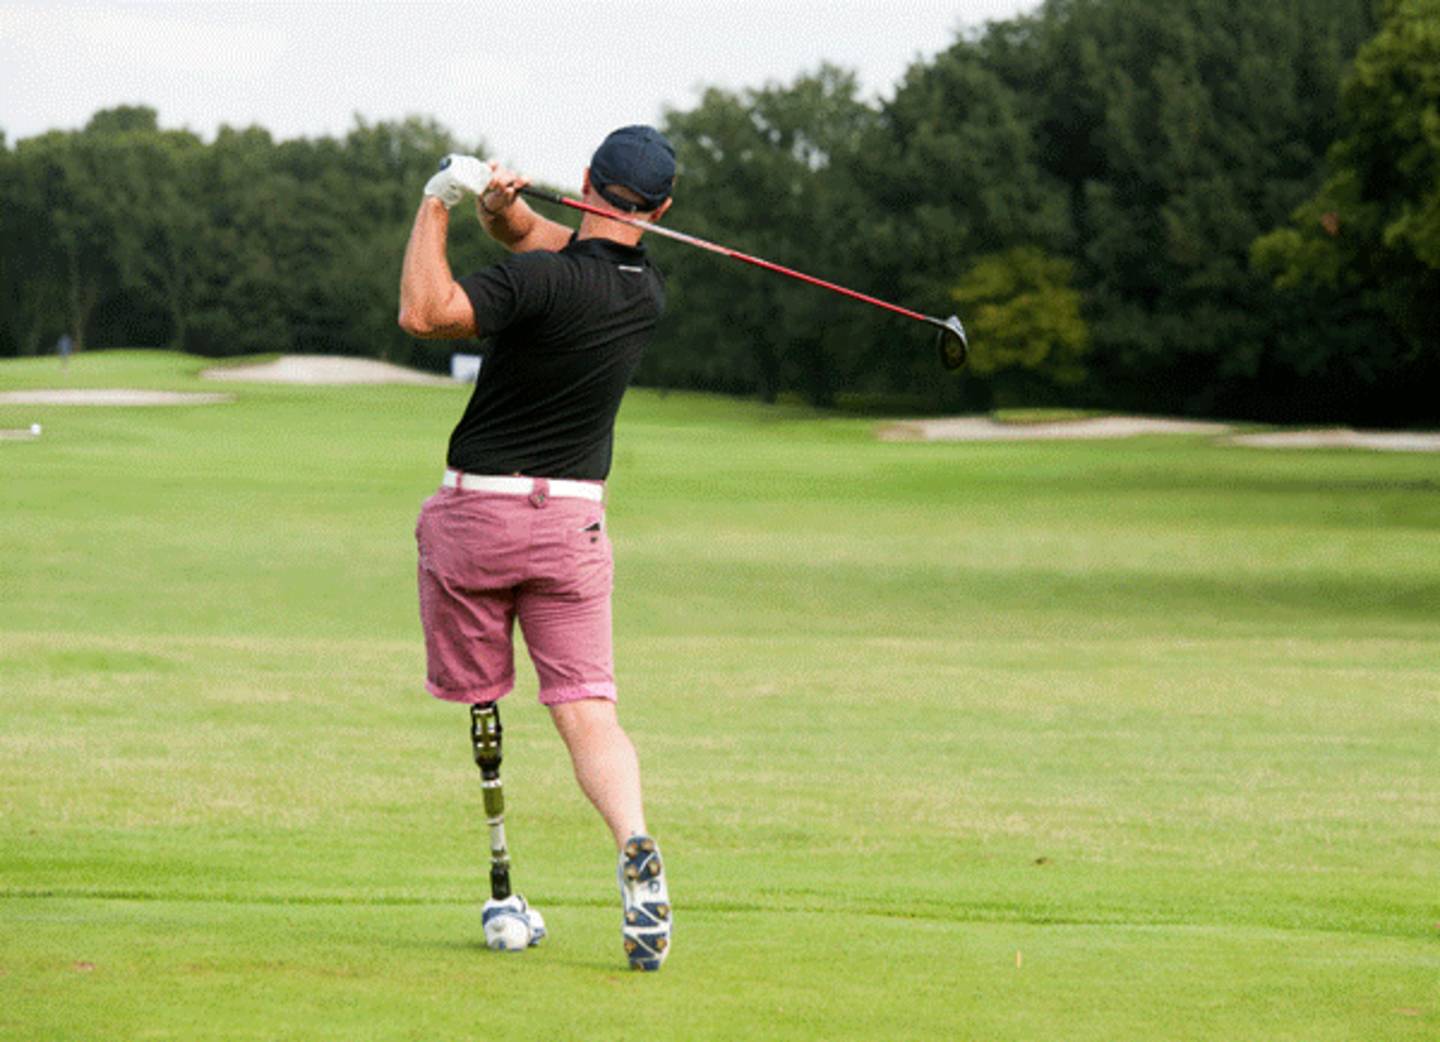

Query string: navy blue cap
589 125 675 212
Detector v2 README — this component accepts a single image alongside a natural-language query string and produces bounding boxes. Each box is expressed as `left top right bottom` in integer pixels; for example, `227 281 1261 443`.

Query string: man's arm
478 164 573 253
398 197 477 339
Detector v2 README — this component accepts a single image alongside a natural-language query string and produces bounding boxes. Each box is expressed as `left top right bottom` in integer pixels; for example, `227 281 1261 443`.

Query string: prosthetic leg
470 702 545 948
469 701 511 900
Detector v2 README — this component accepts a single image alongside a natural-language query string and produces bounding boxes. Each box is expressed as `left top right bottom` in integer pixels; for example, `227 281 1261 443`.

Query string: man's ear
582 167 592 196
649 197 674 223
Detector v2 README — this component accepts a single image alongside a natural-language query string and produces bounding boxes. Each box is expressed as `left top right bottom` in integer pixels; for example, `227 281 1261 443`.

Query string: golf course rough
1 351 1436 1041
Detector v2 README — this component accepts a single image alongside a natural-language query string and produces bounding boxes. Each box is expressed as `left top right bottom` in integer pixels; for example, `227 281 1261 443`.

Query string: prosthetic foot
482 894 546 951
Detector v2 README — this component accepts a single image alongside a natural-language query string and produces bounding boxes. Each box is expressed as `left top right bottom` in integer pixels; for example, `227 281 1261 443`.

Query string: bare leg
548 698 646 848
552 699 672 970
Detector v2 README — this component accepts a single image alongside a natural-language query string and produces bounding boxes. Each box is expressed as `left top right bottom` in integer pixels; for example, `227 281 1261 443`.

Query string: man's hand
424 154 492 209
478 163 532 217
475 162 572 253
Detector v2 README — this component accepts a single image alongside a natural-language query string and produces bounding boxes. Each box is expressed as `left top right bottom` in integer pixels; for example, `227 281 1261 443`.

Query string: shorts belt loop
529 477 550 508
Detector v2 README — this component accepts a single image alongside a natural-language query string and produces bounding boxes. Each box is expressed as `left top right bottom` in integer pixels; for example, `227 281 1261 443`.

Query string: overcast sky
2 1 1039 189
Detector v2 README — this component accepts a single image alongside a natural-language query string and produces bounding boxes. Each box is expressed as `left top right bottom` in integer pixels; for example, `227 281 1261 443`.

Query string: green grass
2 350 1437 1041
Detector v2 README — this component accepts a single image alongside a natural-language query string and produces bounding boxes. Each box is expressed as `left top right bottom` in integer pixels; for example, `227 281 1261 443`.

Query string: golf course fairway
1 351 1436 1041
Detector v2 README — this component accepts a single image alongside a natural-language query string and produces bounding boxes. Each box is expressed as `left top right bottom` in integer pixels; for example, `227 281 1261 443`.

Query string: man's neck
577 211 645 246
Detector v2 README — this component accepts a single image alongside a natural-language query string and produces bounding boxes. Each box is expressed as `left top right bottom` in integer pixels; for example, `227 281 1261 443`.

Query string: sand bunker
1229 429 1440 453
0 389 233 406
878 415 1440 452
202 355 452 386
879 416 1231 442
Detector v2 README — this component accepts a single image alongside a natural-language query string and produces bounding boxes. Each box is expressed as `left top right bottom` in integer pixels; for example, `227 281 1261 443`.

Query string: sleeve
458 253 556 338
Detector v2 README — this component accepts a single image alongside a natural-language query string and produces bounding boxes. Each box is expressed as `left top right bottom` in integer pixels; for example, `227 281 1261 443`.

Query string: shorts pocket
561 512 612 597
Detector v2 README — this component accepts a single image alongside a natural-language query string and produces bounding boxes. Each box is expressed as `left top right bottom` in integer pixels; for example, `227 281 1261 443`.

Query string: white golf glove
424 154 492 209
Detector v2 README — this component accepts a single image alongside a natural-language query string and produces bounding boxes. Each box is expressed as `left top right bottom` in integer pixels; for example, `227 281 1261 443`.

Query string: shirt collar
567 234 649 264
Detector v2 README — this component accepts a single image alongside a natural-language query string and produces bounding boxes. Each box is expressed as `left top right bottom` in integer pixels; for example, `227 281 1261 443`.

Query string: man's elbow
399 284 472 339
397 307 435 338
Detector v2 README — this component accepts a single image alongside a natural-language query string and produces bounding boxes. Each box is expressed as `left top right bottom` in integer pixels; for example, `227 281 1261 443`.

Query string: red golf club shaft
518 186 940 329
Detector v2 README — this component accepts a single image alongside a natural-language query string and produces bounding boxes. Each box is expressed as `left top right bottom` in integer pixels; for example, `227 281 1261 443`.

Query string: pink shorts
415 483 615 705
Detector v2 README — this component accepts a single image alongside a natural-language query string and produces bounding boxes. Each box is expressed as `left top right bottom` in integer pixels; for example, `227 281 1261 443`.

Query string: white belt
443 470 604 503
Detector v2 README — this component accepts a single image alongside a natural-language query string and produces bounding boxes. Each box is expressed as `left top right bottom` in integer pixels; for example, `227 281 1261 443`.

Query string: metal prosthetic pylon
470 701 511 900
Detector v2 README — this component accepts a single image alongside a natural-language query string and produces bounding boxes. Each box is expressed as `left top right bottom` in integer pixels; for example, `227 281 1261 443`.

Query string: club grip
518 186 565 207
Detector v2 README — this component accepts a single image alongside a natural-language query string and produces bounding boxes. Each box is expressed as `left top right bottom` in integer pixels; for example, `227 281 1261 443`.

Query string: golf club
517 186 969 370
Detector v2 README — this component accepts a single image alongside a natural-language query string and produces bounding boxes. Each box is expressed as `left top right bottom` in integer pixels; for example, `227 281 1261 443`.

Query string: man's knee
550 697 622 746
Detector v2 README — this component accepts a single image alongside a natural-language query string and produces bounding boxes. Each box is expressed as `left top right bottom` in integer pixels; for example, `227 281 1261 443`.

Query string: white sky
1 1 1038 191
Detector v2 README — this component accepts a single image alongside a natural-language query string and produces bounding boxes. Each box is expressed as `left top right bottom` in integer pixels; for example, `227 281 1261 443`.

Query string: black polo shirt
448 236 665 481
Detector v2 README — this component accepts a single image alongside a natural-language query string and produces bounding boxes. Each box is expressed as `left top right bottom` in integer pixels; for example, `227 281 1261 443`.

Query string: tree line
0 110 505 372
2 0 1436 423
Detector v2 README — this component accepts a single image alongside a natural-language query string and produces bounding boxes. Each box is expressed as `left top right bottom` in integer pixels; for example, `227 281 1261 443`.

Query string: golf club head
935 315 968 370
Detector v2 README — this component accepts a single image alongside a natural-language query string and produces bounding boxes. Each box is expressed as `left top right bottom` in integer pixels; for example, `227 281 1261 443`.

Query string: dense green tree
1 108 205 354
0 111 494 360
1252 0 1440 406
82 111 208 349
838 0 1377 414
859 32 1073 406
1005 0 1377 415
655 67 877 405
0 135 67 355
0 1 1423 422
950 247 1088 397
21 130 122 350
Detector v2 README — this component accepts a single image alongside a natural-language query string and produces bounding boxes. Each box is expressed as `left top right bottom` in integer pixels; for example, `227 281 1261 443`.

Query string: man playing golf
397 126 675 971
